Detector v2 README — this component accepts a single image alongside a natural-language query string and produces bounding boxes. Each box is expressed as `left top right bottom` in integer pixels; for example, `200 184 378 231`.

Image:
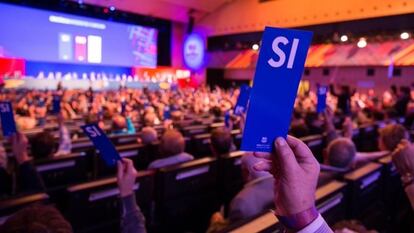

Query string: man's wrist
276 206 319 231
119 189 134 198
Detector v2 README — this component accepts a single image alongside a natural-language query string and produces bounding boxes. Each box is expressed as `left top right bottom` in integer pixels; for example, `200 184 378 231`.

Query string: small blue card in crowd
234 84 251 115
52 95 61 114
241 27 313 152
164 106 171 120
224 111 231 128
81 123 121 167
0 101 17 137
316 85 328 113
121 101 127 114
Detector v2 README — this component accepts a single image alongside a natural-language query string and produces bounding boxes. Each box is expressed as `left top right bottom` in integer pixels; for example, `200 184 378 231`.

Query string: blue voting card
234 84 251 115
163 106 171 120
0 101 17 137
317 85 328 113
241 27 313 152
224 111 231 128
121 101 127 114
52 95 61 114
81 123 121 167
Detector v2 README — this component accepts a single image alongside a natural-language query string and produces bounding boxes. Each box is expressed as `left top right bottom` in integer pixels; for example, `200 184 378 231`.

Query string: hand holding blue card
316 85 328 113
241 27 313 152
234 84 251 116
81 123 121 167
0 101 17 137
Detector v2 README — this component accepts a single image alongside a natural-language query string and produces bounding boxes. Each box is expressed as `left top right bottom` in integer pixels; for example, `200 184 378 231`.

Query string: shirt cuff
121 193 138 215
296 214 325 233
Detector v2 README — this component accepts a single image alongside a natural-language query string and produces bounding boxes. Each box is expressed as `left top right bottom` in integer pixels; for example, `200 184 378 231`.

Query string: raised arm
254 136 333 233
11 133 45 193
117 159 147 233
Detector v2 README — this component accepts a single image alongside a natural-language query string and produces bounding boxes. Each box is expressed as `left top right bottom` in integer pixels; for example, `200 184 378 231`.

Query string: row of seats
0 151 245 233
223 156 408 233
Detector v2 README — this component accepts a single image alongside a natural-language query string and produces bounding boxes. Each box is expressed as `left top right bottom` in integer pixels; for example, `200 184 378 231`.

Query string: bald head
140 127 158 145
160 129 185 157
112 115 126 131
326 138 356 169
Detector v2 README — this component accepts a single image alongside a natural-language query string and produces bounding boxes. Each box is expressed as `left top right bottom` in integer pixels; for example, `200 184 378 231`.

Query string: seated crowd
0 83 414 233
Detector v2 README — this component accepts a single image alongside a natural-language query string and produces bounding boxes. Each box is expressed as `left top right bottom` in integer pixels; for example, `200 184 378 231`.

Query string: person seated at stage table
254 136 333 233
0 133 45 197
147 129 194 169
210 127 235 158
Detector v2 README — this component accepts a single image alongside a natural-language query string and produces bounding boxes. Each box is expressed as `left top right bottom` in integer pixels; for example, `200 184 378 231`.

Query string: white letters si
86 126 101 137
267 36 299 69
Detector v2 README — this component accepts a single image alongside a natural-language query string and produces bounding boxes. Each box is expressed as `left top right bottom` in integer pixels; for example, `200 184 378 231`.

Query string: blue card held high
81 123 121 167
241 27 313 152
0 101 17 137
317 85 328 113
52 95 61 114
234 84 251 115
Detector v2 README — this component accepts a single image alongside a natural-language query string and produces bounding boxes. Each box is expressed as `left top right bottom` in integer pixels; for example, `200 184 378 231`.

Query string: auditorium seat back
191 133 212 158
358 124 379 152
154 157 219 233
315 180 348 225
218 151 244 208
65 170 155 233
231 129 243 149
301 134 325 163
378 156 410 230
95 143 145 178
35 152 90 190
344 162 385 228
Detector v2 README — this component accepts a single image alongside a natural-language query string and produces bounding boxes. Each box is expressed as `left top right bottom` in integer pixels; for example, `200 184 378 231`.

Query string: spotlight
109 6 116 11
340 35 348 42
78 0 83 4
401 32 410 40
252 43 259 51
357 38 367 48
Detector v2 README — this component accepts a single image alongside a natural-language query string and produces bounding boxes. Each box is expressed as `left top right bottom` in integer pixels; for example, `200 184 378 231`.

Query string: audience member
0 133 45 196
0 205 73 233
210 127 234 157
391 139 414 210
30 131 56 160
148 129 194 169
139 127 158 145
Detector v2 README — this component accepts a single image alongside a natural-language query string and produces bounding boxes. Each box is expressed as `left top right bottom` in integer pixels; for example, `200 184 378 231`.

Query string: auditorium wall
223 66 414 94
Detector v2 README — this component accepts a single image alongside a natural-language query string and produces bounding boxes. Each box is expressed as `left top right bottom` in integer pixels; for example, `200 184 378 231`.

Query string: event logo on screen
128 26 157 67
58 33 102 63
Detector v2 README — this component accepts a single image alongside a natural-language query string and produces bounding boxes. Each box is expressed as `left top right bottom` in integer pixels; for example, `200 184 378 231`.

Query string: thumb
274 137 299 174
117 160 124 179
